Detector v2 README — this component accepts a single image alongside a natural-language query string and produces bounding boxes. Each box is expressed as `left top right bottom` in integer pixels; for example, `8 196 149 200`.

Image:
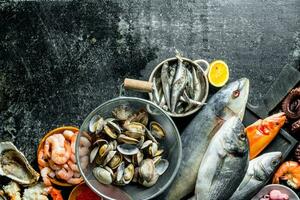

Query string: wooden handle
124 78 153 93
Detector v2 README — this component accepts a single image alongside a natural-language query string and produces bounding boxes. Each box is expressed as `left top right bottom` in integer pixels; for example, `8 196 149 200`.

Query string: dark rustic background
0 0 299 198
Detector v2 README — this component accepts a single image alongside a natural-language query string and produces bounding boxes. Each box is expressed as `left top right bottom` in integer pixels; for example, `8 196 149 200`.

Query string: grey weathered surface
0 0 299 196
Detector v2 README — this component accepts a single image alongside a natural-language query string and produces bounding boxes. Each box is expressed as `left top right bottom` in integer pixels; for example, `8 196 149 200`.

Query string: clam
108 140 118 150
139 172 159 187
123 155 132 163
102 150 116 166
90 146 100 163
93 139 108 146
150 122 166 139
108 152 123 169
141 140 153 150
137 136 145 148
139 159 155 182
155 159 169 175
115 162 125 185
148 142 158 157
103 125 117 139
90 139 108 163
123 164 134 184
153 156 162 165
145 129 158 144
104 166 115 180
0 142 39 186
117 144 139 156
117 134 139 145
124 131 144 140
99 144 110 158
112 105 133 121
132 151 144 166
154 149 164 157
107 120 122 134
132 167 139 183
89 115 105 134
125 122 146 134
133 109 148 126
93 167 113 185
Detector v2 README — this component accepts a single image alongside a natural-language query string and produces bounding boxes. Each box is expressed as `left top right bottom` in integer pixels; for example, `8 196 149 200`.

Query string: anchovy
152 77 160 104
186 69 194 99
194 116 249 200
229 152 282 200
161 62 171 110
165 78 250 200
170 59 187 112
185 67 202 111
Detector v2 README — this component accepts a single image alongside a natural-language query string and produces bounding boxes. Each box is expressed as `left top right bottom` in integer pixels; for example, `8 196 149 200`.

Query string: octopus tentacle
282 87 300 120
292 119 300 133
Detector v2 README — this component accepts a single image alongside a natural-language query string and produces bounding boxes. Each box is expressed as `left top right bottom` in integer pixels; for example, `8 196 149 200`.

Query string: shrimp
38 149 48 168
272 161 300 189
80 155 89 170
80 136 91 148
41 167 54 186
63 130 74 141
73 172 81 178
48 159 62 171
67 177 83 185
67 160 79 172
71 133 78 154
44 134 65 158
70 154 76 163
79 146 90 157
56 164 74 181
52 140 71 165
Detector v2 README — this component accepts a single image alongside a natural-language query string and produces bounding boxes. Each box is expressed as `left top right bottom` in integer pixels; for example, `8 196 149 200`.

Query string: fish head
223 116 248 155
261 112 286 135
211 78 249 120
255 152 282 180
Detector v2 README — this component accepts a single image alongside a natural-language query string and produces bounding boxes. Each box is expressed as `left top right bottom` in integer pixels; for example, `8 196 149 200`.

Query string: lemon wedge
208 60 229 87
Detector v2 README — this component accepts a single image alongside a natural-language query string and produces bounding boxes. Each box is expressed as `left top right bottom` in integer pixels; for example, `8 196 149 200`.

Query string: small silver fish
186 68 194 99
170 59 187 112
192 66 201 101
194 116 249 200
229 152 282 200
152 77 160 104
161 62 171 110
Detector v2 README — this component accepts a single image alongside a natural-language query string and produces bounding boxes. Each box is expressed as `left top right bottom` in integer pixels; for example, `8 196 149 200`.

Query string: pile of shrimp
38 130 91 186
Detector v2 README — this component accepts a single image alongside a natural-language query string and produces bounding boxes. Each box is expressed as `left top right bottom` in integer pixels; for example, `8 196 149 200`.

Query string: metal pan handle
194 59 210 75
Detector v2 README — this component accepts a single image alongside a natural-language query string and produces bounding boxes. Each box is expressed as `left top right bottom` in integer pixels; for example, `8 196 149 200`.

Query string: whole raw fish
194 116 249 200
229 152 282 200
170 58 187 112
165 78 249 200
161 62 171 110
246 112 286 160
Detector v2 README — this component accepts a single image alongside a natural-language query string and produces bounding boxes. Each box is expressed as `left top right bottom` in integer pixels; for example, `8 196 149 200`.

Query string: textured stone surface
0 0 299 198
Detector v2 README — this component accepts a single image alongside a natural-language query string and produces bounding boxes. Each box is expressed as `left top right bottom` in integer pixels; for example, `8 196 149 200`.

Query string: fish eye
232 90 240 98
271 159 278 166
239 133 246 140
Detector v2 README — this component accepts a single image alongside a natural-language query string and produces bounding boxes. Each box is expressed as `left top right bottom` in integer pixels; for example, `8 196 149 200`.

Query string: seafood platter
0 51 300 200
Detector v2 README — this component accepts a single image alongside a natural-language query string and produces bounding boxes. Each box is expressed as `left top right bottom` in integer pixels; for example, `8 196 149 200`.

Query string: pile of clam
88 105 169 187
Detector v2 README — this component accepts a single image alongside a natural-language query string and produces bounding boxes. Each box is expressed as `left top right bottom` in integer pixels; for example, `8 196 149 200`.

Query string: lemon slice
208 60 229 87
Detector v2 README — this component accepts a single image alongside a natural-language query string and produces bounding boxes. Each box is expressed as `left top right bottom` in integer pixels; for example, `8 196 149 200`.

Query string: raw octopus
38 130 90 186
282 87 300 133
260 190 289 200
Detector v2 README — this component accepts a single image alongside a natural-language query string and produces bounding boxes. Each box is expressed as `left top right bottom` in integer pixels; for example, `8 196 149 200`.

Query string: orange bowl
68 183 103 200
37 126 81 187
